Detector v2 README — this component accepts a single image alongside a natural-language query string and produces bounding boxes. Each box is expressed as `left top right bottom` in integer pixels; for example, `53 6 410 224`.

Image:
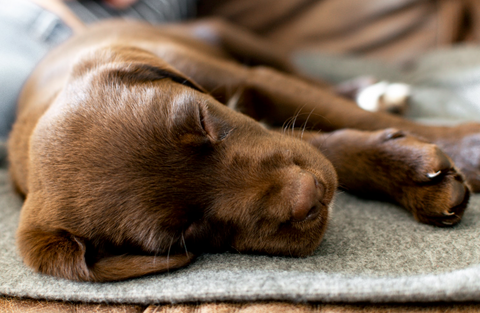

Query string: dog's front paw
310 128 470 226
373 129 470 226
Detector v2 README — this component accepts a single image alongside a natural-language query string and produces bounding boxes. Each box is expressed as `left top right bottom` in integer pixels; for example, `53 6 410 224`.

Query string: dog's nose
291 172 324 222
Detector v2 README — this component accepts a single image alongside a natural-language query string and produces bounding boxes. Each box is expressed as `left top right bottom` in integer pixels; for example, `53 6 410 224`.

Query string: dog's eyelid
197 102 212 139
198 102 231 143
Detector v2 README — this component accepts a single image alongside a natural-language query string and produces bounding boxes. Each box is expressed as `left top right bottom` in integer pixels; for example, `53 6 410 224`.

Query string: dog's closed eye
198 102 233 143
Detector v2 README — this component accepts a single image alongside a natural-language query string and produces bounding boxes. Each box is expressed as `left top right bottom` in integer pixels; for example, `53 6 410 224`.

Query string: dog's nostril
306 204 320 220
291 172 324 222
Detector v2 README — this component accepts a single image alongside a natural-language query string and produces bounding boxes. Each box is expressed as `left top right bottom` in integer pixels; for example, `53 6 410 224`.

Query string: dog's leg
152 40 480 190
160 18 331 90
286 128 469 226
163 18 297 73
17 216 193 282
18 229 193 282
239 67 480 191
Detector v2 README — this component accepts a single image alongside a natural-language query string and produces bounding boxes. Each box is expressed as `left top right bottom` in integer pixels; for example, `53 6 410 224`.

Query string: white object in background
356 81 411 114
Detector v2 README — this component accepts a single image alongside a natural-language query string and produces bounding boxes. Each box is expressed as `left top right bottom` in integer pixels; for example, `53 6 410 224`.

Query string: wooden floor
2 297 480 313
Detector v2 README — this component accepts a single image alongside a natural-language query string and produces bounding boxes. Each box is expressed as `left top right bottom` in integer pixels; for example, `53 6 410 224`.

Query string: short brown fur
8 19 480 282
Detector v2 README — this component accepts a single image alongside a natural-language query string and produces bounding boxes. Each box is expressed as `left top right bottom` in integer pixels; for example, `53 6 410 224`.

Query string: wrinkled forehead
66 44 206 104
167 84 203 116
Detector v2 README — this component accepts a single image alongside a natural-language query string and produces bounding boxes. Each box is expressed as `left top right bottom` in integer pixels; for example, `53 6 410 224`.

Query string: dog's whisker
291 111 300 136
282 111 328 136
290 103 308 136
301 107 317 140
315 131 338 153
181 233 189 256
167 236 174 272
280 107 299 134
283 115 295 134
231 246 242 254
227 88 243 111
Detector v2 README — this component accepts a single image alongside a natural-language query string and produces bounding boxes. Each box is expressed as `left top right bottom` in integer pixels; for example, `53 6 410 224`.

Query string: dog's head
34 46 337 259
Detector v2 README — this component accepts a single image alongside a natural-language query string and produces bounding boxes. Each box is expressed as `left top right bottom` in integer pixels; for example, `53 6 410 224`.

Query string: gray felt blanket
1 47 480 304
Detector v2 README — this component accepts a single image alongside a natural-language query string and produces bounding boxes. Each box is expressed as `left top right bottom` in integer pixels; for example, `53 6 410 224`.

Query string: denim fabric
0 0 197 139
0 0 72 139
66 0 197 24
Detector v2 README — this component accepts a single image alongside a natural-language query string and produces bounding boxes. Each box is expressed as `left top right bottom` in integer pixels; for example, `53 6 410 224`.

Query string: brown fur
8 19 479 282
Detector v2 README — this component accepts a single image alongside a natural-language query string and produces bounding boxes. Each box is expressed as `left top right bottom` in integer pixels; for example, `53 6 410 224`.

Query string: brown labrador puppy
8 19 478 282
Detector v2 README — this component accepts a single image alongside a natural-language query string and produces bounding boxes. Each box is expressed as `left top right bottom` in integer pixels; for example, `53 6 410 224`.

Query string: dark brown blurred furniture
198 0 480 66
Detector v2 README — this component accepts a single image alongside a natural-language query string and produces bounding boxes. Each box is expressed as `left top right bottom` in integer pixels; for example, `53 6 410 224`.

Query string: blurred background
2 0 480 139
197 0 480 67
63 0 480 66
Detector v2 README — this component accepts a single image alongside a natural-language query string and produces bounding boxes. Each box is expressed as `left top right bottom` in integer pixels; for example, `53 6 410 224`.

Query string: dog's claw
442 221 454 226
443 210 455 216
427 171 442 179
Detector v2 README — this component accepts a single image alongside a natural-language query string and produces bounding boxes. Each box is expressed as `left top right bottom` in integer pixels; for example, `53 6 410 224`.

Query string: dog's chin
278 189 337 257
230 202 332 257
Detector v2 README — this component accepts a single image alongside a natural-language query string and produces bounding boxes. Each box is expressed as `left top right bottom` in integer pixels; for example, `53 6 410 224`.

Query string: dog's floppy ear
71 45 206 93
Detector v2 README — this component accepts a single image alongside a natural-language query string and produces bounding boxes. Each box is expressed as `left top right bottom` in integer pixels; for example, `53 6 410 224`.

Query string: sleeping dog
8 19 478 282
